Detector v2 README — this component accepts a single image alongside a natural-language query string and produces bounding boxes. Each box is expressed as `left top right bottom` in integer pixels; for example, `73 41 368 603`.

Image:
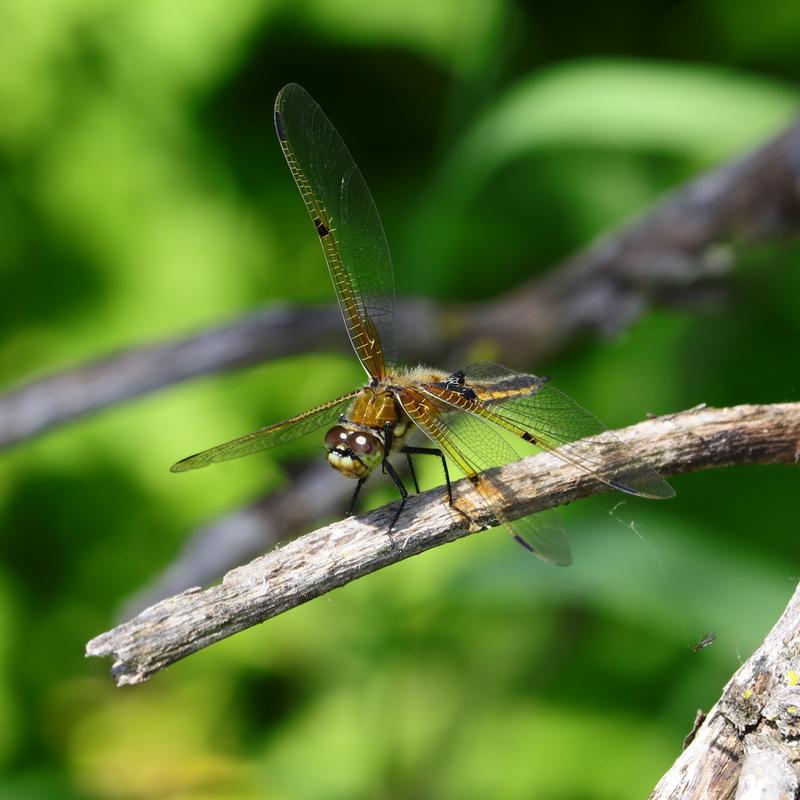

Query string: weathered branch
650 582 800 798
5 117 800 448
87 402 800 686
117 461 353 620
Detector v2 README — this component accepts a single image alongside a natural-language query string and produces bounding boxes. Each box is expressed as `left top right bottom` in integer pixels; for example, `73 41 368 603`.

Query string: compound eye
324 425 350 450
346 431 383 458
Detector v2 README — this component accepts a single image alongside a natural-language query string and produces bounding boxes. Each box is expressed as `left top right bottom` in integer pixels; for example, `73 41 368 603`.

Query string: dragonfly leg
382 459 408 533
345 476 368 517
401 446 452 506
404 451 421 493
380 423 394 475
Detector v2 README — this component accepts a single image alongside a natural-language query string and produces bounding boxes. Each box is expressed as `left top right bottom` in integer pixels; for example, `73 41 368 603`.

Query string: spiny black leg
405 452 421 494
345 476 367 517
439 455 452 505
401 446 453 506
383 459 408 532
381 423 394 474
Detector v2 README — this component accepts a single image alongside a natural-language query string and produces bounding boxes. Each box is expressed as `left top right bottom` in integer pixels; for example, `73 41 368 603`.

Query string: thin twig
4 118 800 448
87 402 800 686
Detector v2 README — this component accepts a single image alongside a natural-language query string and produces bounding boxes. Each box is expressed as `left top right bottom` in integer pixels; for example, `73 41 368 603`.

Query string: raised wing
170 391 359 472
274 84 396 380
422 362 674 500
398 387 572 566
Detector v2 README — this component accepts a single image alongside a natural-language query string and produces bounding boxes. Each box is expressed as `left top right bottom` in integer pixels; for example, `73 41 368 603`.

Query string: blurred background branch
2 115 800 450
88 401 800 686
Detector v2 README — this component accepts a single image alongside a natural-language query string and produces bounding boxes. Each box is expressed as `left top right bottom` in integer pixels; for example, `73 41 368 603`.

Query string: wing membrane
424 362 674 500
398 387 572 566
171 391 358 472
274 84 396 379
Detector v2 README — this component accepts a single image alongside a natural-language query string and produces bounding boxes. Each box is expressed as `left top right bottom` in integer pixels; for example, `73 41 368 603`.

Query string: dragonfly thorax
349 386 402 429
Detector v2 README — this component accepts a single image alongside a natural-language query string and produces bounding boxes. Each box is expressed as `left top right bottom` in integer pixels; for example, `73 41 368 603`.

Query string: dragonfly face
171 83 675 566
323 385 408 478
324 423 384 478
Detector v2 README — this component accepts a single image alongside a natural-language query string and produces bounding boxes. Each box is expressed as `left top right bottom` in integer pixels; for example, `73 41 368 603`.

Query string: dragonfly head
324 425 385 478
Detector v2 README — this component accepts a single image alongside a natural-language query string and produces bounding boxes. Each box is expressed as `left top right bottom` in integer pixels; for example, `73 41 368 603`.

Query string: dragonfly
171 83 674 566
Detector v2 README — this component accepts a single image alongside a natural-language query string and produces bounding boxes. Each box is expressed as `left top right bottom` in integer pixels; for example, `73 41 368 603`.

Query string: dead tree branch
4 118 800 448
650 581 800 799
117 461 352 620
87 402 800 686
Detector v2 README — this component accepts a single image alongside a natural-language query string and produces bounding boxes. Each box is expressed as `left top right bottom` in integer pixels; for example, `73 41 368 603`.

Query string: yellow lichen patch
788 706 797 714
787 671 799 686
743 688 753 700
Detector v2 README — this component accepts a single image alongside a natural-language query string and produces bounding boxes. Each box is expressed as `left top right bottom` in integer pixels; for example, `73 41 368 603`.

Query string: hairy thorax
326 367 449 479
350 368 448 434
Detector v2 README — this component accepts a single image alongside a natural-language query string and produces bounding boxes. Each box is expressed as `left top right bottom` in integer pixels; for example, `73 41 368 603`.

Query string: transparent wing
274 84 396 380
398 387 572 566
425 362 674 500
170 391 359 472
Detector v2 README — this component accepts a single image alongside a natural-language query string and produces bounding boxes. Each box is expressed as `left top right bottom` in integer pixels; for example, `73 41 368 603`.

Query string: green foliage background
1 1 799 797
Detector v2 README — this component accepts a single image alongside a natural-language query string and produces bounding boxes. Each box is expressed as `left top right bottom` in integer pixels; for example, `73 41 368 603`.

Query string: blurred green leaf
406 60 799 287
457 60 799 171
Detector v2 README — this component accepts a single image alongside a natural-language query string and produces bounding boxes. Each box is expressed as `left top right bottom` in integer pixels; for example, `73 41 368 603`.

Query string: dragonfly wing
507 511 572 566
425 362 674 500
170 391 359 472
274 84 396 380
398 387 572 566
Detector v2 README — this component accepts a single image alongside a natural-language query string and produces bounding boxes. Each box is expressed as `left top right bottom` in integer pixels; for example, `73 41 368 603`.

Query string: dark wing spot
468 474 480 485
609 480 640 494
274 110 286 141
521 432 536 443
513 534 535 553
313 217 330 237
